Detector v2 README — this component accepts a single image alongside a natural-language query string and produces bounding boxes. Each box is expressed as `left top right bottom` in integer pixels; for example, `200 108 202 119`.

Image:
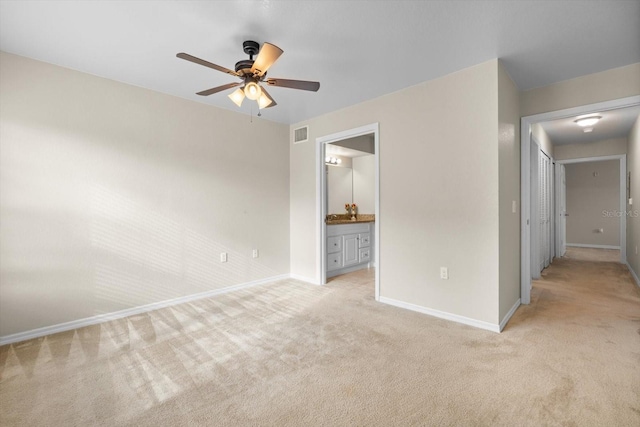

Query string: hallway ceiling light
574 115 602 127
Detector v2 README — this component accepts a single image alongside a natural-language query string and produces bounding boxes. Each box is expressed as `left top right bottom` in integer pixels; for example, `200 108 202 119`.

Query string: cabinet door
327 252 343 271
343 233 359 267
327 236 342 254
359 248 371 263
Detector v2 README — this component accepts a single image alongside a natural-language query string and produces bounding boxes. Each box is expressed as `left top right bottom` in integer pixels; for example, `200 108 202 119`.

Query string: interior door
538 152 553 272
550 161 556 261
539 154 546 272
530 141 540 279
544 154 551 268
559 164 567 257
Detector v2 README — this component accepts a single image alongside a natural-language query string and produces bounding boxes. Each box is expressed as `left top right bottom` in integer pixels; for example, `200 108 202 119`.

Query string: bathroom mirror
326 134 375 215
327 166 353 214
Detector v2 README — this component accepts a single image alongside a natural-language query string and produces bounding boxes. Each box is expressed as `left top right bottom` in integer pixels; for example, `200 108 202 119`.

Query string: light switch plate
512 200 517 214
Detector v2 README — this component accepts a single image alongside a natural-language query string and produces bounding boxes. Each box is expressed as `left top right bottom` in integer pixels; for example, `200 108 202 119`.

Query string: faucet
327 214 339 222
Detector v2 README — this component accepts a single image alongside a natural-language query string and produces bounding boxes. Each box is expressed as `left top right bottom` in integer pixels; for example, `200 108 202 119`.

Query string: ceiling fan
177 40 320 110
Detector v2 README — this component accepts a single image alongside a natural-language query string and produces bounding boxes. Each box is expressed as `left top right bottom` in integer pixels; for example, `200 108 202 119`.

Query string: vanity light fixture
325 156 342 165
574 115 602 127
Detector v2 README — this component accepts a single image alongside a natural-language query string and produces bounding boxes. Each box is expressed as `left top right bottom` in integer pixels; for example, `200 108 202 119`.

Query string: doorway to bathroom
316 123 380 300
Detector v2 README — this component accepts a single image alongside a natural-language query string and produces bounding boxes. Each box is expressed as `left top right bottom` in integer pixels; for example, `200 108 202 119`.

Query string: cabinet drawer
359 248 371 263
327 251 343 271
359 233 371 248
327 236 342 254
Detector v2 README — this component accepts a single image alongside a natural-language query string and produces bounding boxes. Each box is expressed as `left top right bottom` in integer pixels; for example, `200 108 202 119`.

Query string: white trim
558 154 625 164
566 243 621 250
379 296 501 333
499 299 521 332
520 95 640 306
626 262 640 288
0 274 289 346
316 123 380 301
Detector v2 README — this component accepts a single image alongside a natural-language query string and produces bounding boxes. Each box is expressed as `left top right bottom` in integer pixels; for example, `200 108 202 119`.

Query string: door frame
556 154 627 256
520 95 640 304
316 123 380 300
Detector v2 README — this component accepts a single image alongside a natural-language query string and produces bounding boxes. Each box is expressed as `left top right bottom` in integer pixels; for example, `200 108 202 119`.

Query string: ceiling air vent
293 126 309 144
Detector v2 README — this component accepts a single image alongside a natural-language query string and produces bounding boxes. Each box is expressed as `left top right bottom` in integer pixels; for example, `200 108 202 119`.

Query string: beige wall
628 116 640 281
498 62 521 322
531 124 554 157
554 138 627 161
291 60 502 325
521 63 640 117
352 155 375 214
0 52 290 337
565 160 620 247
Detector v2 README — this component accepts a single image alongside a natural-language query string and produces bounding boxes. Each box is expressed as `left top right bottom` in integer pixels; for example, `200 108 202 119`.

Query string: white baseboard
379 296 501 333
0 274 290 346
499 298 521 332
626 262 640 288
566 243 620 250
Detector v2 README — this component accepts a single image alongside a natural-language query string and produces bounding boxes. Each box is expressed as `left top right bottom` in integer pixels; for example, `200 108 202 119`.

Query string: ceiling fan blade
177 53 239 77
196 82 241 96
265 78 320 92
251 42 283 76
259 87 277 109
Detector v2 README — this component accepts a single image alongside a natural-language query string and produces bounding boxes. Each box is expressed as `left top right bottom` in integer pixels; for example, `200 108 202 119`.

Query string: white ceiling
1 1 639 125
540 105 640 146
326 144 370 159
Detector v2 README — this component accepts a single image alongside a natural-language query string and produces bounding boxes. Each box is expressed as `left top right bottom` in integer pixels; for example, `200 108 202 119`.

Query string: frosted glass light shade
228 88 245 107
257 92 273 109
244 82 261 100
574 116 601 127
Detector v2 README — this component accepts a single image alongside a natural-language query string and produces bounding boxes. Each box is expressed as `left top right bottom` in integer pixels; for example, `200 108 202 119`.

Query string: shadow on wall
90 184 279 313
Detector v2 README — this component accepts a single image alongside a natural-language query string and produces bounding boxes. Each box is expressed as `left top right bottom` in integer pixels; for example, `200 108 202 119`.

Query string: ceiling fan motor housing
235 59 254 75
242 40 260 57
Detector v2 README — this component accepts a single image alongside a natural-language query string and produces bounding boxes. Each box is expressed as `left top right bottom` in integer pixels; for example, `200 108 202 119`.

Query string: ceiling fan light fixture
228 88 245 107
244 81 262 100
257 92 273 109
574 115 601 127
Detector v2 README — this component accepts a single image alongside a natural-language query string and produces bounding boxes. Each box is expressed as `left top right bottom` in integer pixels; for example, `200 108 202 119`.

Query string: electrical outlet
252 249 259 258
220 252 227 263
440 267 448 280
512 200 517 214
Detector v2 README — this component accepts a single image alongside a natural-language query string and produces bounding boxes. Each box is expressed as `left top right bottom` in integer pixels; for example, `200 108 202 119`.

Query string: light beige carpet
1 257 639 426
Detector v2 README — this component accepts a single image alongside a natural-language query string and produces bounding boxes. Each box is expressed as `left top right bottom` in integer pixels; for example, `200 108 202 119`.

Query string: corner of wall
497 60 522 324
